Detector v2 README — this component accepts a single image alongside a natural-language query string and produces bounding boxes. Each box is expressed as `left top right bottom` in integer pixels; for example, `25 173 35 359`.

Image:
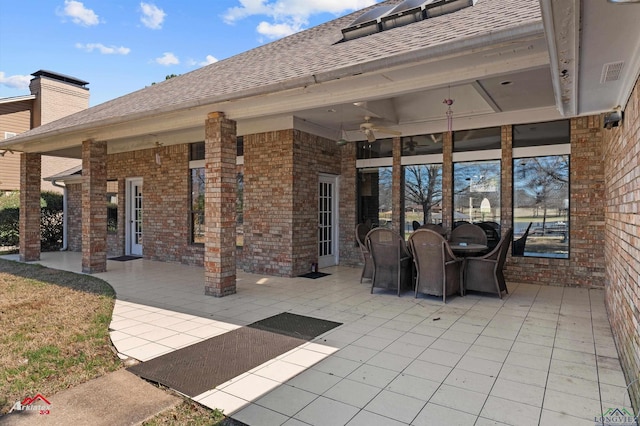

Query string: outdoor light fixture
336 114 349 146
603 107 623 129
154 141 163 165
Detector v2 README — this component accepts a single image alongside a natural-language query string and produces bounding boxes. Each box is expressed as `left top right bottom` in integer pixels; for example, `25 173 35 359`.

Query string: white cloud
187 55 218 67
0 72 31 90
257 21 300 39
223 0 379 38
76 43 130 55
60 0 100 26
200 55 218 66
140 2 166 29
155 52 179 66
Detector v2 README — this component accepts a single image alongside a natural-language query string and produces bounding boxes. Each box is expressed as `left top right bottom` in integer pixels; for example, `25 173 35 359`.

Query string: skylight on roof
341 5 395 41
342 0 477 41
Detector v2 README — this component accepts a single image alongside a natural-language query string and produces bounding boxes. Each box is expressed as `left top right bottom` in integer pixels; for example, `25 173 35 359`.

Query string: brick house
1 0 639 409
0 70 85 193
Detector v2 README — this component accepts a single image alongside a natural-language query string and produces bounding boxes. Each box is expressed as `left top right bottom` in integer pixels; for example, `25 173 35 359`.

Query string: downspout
50 180 68 251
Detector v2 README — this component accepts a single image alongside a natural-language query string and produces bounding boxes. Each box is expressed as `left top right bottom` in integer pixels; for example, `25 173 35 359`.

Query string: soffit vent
601 61 625 83
342 0 477 42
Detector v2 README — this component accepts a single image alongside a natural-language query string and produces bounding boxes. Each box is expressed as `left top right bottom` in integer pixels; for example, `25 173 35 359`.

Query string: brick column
81 140 107 273
392 136 403 234
339 140 359 266
501 125 513 234
204 112 237 297
19 153 41 261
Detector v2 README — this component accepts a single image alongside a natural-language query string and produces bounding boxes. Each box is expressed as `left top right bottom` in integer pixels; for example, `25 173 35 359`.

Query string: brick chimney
29 70 89 127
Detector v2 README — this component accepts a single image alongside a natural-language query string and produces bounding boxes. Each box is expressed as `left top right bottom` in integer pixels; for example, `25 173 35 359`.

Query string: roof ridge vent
600 61 624 83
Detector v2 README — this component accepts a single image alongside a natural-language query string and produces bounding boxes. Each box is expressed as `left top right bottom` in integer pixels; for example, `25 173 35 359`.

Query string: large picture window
358 167 393 228
236 171 243 247
513 155 569 258
190 168 205 244
356 138 394 159
403 164 443 237
453 160 501 226
106 180 118 234
190 140 244 246
512 120 570 258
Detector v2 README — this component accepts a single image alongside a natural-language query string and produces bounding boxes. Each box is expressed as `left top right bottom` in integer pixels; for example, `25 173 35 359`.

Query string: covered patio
7 251 635 425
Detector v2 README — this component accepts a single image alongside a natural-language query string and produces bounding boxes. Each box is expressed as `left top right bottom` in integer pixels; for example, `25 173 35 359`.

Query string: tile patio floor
5 252 637 426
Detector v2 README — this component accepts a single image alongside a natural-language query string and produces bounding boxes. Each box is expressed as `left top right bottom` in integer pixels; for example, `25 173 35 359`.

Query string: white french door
126 178 143 256
318 174 339 268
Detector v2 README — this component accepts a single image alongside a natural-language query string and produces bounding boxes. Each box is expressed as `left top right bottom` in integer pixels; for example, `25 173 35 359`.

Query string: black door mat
109 255 142 261
128 327 306 397
247 312 342 341
298 271 331 279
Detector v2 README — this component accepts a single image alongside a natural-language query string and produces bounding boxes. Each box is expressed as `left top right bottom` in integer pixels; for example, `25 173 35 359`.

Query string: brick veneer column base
203 112 237 297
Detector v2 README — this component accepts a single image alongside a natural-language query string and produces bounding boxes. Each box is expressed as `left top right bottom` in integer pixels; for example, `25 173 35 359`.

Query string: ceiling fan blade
375 126 402 136
366 129 376 143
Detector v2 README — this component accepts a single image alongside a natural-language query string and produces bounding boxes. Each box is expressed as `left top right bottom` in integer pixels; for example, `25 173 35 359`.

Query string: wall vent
601 61 624 83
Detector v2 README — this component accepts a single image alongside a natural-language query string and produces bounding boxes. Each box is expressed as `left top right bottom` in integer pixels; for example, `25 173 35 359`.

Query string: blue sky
0 1 379 106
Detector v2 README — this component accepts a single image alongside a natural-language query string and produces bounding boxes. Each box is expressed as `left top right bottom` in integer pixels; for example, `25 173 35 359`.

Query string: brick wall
243 129 340 276
338 140 360 267
107 144 204 265
603 77 640 412
67 183 82 251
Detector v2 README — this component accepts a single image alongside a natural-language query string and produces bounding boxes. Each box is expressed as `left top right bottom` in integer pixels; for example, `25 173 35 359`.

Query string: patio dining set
356 222 513 303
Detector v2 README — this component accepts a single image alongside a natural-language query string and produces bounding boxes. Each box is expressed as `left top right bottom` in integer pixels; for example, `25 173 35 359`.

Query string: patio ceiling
6 1 640 159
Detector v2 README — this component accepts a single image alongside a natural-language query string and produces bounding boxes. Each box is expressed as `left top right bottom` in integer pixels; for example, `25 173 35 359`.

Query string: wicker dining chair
463 228 513 298
418 223 448 238
366 228 412 296
355 223 373 283
449 223 488 245
408 229 463 303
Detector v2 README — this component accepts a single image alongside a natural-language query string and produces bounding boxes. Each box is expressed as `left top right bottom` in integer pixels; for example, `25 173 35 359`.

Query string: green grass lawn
0 259 225 424
0 259 121 414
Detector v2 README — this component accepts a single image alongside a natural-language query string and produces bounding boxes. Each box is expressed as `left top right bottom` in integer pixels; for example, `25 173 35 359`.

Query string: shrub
0 207 19 246
0 191 64 251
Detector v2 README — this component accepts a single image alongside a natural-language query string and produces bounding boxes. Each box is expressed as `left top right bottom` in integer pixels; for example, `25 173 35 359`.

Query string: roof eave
539 0 580 117
1 20 545 150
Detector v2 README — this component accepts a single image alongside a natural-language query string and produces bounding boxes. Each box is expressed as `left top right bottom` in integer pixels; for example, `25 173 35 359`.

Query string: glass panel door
318 174 338 268
127 178 143 256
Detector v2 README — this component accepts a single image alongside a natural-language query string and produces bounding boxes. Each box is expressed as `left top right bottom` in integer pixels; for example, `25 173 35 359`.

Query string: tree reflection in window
513 155 569 258
191 168 205 244
404 164 443 226
106 180 118 234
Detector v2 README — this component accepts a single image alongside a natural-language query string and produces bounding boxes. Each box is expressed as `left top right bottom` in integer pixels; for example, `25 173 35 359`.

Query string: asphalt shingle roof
4 0 541 144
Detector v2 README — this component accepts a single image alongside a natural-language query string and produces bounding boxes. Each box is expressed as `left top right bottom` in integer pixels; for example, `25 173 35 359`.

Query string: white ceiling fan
359 116 401 142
